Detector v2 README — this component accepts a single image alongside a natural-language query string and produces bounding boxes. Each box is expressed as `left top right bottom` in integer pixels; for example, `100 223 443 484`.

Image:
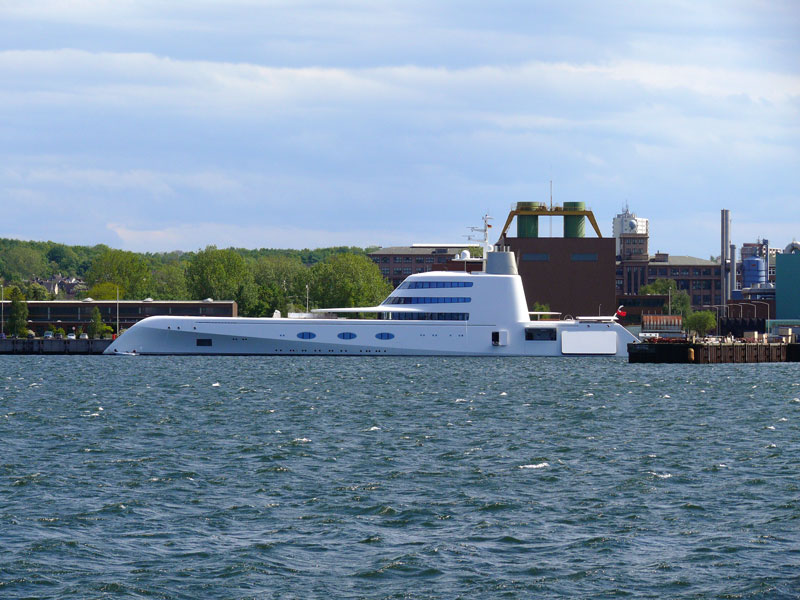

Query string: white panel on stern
561 331 617 355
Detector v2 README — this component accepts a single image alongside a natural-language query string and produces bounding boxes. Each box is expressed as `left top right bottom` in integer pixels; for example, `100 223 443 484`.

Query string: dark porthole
297 332 316 339
375 332 395 340
337 332 357 340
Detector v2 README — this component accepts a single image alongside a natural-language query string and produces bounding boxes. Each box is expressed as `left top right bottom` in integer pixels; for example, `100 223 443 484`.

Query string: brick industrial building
496 202 617 318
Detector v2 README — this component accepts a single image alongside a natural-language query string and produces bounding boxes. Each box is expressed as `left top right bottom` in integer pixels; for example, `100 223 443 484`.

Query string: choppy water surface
1 356 799 599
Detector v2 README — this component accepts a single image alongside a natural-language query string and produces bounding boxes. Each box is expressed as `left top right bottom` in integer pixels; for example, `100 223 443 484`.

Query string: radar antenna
467 213 493 271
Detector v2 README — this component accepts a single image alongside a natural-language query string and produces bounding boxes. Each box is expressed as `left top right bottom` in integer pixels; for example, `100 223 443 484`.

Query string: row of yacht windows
401 281 474 289
385 312 469 321
383 296 471 305
295 331 395 340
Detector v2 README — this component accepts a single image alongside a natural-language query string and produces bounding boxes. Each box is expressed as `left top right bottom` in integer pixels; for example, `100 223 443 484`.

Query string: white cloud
1 50 797 114
2 165 241 196
106 222 409 252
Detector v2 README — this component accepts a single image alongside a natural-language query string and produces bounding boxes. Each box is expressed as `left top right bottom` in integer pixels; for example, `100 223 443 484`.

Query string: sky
1 0 798 257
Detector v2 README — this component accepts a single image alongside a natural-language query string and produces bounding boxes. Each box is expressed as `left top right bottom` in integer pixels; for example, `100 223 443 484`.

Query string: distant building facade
497 202 617 317
613 206 723 309
612 206 649 256
0 300 237 336
776 244 800 319
504 237 617 317
369 246 482 288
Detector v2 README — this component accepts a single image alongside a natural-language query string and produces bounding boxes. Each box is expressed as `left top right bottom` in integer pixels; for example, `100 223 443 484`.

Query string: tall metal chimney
729 243 737 298
721 209 731 301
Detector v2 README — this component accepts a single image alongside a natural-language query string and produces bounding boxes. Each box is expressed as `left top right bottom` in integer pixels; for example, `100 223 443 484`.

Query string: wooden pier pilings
628 342 800 364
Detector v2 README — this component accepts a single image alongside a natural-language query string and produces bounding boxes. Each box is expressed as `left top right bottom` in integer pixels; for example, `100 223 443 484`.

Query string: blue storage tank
743 257 766 288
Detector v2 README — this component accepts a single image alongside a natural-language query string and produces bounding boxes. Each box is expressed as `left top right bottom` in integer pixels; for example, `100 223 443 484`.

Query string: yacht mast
467 214 493 271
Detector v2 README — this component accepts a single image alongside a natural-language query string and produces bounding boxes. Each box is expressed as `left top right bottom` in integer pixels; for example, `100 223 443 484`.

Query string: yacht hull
104 315 638 357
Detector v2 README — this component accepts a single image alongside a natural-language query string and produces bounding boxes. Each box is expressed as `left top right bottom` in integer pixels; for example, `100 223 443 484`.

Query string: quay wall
0 339 112 355
629 342 800 364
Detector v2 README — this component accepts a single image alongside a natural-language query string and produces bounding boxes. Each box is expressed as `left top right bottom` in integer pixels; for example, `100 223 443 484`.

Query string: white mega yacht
104 249 638 357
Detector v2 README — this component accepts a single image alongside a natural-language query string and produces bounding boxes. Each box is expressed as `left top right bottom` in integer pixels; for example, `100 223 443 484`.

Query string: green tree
46 244 79 274
8 287 28 337
87 306 105 339
667 291 691 318
151 263 188 300
309 253 392 312
87 282 125 300
639 278 677 295
684 310 716 336
529 301 552 320
24 282 50 300
251 255 309 316
2 246 46 281
639 278 691 317
86 249 151 299
186 246 257 314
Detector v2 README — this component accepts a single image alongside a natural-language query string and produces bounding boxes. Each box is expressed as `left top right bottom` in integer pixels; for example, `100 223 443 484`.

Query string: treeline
0 238 391 317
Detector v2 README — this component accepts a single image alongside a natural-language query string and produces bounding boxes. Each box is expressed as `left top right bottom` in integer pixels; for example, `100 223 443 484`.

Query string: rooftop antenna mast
467 213 493 271
549 180 553 237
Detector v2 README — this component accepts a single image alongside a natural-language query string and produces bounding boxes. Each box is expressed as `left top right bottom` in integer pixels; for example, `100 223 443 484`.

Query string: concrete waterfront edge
628 342 800 363
0 339 113 354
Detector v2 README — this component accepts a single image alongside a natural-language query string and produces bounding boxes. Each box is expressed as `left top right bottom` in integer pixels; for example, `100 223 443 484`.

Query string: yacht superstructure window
401 281 473 289
384 297 471 305
525 328 557 341
389 312 469 321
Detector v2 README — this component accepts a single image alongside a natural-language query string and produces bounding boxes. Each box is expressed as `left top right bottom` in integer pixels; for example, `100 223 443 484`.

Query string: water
1 356 799 599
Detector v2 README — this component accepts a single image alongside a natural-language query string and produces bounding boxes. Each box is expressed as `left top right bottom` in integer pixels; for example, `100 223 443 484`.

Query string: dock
0 339 113 355
628 341 800 364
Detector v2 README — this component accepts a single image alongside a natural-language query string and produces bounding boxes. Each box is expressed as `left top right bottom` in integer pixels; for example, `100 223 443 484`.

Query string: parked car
79 333 89 340
27 331 35 339
44 331 54 339
67 333 76 340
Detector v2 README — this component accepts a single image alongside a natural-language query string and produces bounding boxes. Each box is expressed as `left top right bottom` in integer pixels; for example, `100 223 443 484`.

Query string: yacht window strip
385 296 471 305
401 281 474 289
389 312 469 321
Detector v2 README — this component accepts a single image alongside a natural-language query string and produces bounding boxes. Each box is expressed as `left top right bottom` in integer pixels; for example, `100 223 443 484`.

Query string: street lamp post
712 305 721 336
742 303 757 319
709 304 728 336
116 285 120 335
751 300 770 333
1 284 4 337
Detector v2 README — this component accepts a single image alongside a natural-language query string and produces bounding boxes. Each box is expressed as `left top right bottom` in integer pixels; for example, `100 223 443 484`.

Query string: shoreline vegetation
0 237 392 324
